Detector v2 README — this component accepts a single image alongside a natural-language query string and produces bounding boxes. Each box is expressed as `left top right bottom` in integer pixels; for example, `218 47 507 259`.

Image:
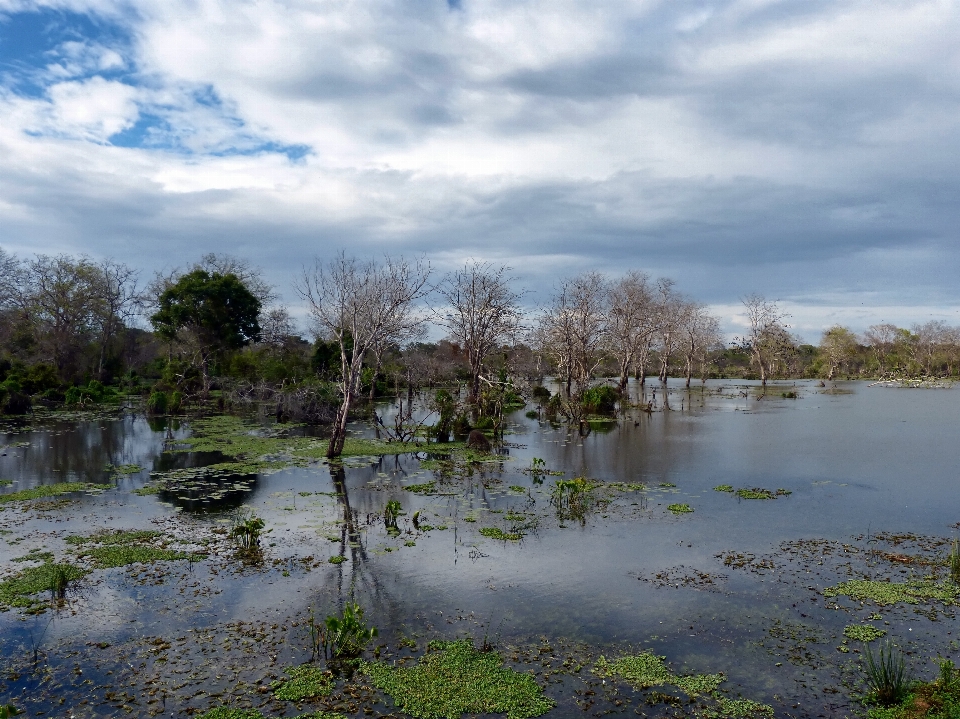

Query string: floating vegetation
106 463 142 475
667 503 693 514
404 481 437 494
68 529 202 568
824 579 960 606
734 488 791 500
705 697 775 718
551 478 596 523
198 710 345 719
713 485 734 493
329 555 345 564
0 482 111 504
66 529 161 545
659 482 676 488
0 561 87 612
230 510 266 555
479 527 522 541
362 639 554 719
272 664 334 701
509 485 525 493
843 624 887 643
0 480 11 487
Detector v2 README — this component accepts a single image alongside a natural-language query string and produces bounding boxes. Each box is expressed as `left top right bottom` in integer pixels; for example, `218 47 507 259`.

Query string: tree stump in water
466 430 491 452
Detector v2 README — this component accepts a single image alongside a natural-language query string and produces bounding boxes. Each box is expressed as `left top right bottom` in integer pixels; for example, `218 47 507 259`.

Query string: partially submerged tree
819 325 858 380
607 271 658 391
298 253 430 459
150 270 262 397
739 294 789 386
436 261 523 403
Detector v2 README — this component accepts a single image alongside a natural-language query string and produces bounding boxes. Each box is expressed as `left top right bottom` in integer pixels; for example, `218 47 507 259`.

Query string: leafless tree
681 305 722 387
738 294 789 386
92 259 141 380
298 253 430 458
0 247 20 311
607 271 659 391
863 323 899 373
436 261 524 403
911 320 949 375
654 279 691 383
258 306 297 349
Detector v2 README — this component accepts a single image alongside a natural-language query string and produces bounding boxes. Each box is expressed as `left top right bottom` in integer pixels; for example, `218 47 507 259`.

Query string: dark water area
1 380 959 718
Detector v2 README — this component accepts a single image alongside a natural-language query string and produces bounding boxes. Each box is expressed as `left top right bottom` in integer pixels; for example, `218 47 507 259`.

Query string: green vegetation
0 480 12 487
844 624 888 642
0 561 87 611
329 555 345 564
865 659 960 719
949 539 960 584
230 511 266 554
713 485 734 492
404 481 437 494
67 529 202 568
0 482 111 503
66 529 161 545
706 697 775 718
479 527 522 541
272 664 334 701
0 706 20 719
734 487 791 499
315 602 378 659
667 503 693 514
363 639 554 719
864 641 910 708
824 579 960 606
551 477 596 523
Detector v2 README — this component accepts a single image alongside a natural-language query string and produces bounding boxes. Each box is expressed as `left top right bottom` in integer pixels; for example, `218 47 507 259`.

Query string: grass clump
734 487 790 500
272 664 334 701
0 480 12 487
479 527 522 541
824 579 960 606
845 624 888 643
949 540 960 584
83 546 195 568
864 641 910 708
667 503 693 514
363 639 554 719
713 485 734 492
0 482 110 503
0 562 87 611
404 482 437 494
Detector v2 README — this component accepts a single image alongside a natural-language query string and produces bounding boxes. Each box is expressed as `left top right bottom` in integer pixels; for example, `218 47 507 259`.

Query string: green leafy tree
819 325 858 380
150 270 261 397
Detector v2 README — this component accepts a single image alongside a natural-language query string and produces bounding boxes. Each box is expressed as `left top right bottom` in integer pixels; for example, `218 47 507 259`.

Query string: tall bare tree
863 323 899 374
654 279 690 383
681 305 722 387
739 294 788 386
93 259 141 381
607 271 659 391
436 261 523 403
299 253 430 458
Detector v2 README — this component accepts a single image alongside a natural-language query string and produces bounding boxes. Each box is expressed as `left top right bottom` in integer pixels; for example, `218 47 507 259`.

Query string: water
1 379 958 718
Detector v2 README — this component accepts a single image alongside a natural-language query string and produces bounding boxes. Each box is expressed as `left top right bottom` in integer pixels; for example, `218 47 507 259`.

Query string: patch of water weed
231 510 266 556
733 488 791 500
106 463 142 475
551 477 596 524
479 527 522 541
316 602 378 659
824 579 960 606
329 555 345 564
133 484 161 495
362 639 554 719
66 529 161 545
272 664 334 701
844 625 888 642
667 503 693 514
68 529 203 568
594 653 720 695
0 482 111 503
713 485 734 493
509 485 525 493
0 561 87 612
404 481 437 494
0 480 11 487
703 697 774 718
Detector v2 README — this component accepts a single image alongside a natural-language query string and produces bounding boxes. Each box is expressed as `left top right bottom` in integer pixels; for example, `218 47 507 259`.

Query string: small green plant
843 624 887 643
949 540 960 584
713 485 734 492
384 499 402 534
230 510 265 554
317 602 378 659
329 555 345 564
864 640 910 707
0 705 20 719
551 477 595 523
668 503 693 514
524 410 538 419
479 527 522 541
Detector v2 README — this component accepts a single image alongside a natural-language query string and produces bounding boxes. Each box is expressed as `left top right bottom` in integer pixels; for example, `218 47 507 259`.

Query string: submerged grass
0 482 111 503
362 639 554 719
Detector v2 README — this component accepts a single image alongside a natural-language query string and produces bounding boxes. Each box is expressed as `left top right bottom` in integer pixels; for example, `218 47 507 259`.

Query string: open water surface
1 379 958 718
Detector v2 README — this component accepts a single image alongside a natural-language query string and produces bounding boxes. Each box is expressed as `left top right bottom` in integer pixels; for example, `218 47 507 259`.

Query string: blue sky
1 0 959 340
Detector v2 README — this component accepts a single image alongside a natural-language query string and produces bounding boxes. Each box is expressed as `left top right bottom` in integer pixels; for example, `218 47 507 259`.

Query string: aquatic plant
864 640 910 707
0 562 87 612
404 482 436 494
362 639 554 719
714 485 734 492
705 697 774 718
824 579 960 606
667 503 693 514
950 540 960 584
230 510 266 554
329 555 345 564
551 477 595 523
316 602 378 659
272 664 334 701
0 482 111 503
479 527 522 541
0 705 20 719
85 546 197 568
844 624 887 643
385 499 402 533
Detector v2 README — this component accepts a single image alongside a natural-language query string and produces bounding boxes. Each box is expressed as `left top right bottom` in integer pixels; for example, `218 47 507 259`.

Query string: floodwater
1 379 958 718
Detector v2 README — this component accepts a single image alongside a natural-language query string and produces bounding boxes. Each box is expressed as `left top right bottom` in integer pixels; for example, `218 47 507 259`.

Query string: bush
147 391 168 415
532 386 551 401
580 385 619 414
1 389 31 415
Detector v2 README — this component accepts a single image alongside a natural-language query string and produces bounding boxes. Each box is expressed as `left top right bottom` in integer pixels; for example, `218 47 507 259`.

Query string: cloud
0 0 959 340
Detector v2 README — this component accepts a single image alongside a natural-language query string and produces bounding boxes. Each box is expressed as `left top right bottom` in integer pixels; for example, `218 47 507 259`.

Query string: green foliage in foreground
0 562 87 611
0 482 111 503
824 579 960 606
272 664 334 701
362 639 554 719
867 658 960 719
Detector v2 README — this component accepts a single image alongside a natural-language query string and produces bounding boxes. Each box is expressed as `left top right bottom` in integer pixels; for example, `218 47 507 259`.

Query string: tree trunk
327 390 352 458
685 356 693 387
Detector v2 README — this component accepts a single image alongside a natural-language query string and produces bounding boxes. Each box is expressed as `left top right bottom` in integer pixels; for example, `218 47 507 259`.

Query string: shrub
580 385 619 414
147 391 168 415
315 602 377 659
864 641 910 707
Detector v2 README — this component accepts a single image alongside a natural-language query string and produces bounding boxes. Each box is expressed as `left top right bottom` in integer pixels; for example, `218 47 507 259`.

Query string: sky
1 0 959 342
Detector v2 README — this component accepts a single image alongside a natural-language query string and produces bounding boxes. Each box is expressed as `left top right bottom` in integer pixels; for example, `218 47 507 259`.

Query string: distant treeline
0 247 955 419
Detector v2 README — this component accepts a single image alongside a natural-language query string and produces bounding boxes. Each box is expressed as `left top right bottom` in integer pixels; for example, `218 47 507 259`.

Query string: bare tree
436 261 523 404
738 294 789 386
0 247 20 311
298 253 430 458
654 279 690 383
911 321 949 376
92 259 141 381
607 271 659 391
681 305 722 387
863 323 899 374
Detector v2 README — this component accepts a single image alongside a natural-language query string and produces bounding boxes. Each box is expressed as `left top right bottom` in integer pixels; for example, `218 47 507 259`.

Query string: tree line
1 246 958 446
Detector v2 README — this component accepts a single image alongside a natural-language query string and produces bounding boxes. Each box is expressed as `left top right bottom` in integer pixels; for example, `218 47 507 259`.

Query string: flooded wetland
2 379 959 719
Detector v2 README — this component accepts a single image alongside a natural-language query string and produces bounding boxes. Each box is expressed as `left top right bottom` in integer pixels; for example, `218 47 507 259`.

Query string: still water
0 379 957 718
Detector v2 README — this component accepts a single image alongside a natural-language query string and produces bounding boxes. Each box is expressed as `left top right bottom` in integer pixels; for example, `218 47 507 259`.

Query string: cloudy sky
1 0 959 340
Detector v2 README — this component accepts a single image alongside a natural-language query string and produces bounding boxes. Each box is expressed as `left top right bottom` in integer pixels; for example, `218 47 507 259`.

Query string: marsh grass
0 482 111 503
316 602 378 660
0 562 87 612
864 641 910 707
949 540 960 584
362 639 554 719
